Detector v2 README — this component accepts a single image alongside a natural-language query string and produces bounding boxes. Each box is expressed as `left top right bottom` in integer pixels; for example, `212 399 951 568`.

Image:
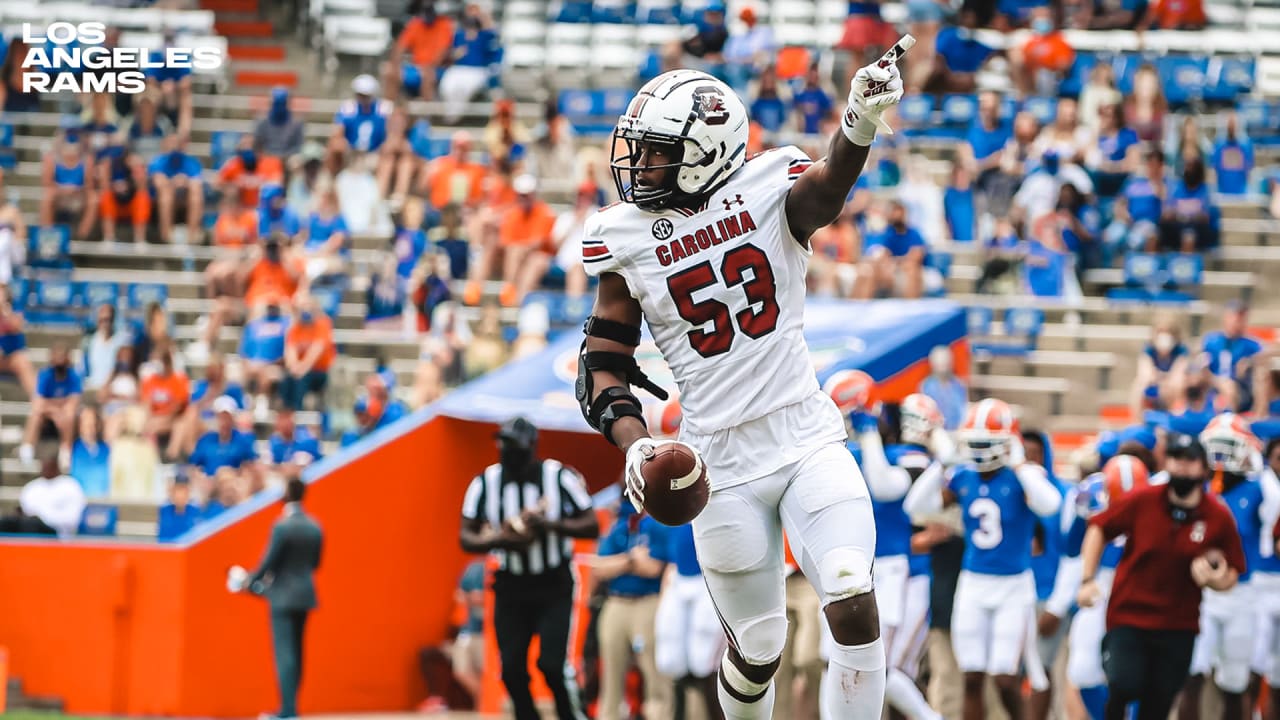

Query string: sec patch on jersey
639 442 710 526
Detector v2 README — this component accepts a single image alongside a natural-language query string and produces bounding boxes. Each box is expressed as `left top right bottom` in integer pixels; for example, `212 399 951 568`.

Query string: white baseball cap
513 174 538 195
212 396 239 415
352 74 380 96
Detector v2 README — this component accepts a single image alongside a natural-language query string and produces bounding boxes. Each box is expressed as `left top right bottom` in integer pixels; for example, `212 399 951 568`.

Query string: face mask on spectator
1154 332 1176 354
1032 18 1053 34
300 311 314 324
955 27 973 40
239 149 258 172
264 242 281 262
1167 474 1203 498
266 305 281 319
269 94 290 124
1186 383 1206 402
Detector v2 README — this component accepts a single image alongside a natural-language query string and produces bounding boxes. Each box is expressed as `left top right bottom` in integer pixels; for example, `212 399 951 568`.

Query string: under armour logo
722 194 744 211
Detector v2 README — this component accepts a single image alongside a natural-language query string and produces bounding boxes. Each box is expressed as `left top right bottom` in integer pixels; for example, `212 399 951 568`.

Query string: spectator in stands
174 352 246 458
926 9 995 93
259 184 302 241
254 87 305 161
425 131 485 212
1013 150 1095 230
367 252 408 330
899 154 947 246
1167 357 1222 435
157 472 199 542
975 217 1025 293
1035 98 1092 166
463 303 508 379
189 396 261 494
1166 115 1211 175
1085 102 1141 198
149 134 205 245
1104 146 1167 261
409 251 452 334
386 0 456 101
410 335 451 409
268 408 321 481
921 344 968 430
449 558 487 705
945 162 976 243
131 302 175 377
428 203 469 282
1141 0 1206 29
438 4 499 123
855 200 926 300
287 142 328 217
110 405 158 501
1078 0 1147 28
1211 112 1253 196
511 302 550 360
98 140 151 245
241 302 290 420
496 175 556 307
1201 300 1262 412
220 135 285 209
1052 181 1103 271
282 297 336 411
1158 155 1217 253
393 200 429 282
483 99 531 166
375 105 418 208
792 66 834 136
670 1 729 74
0 283 33 398
1023 211 1082 297
127 94 172 164
20 342 82 466
749 65 790 136
83 304 124 393
141 342 191 454
20 455 86 537
1078 64 1120 135
1124 65 1166 144
1131 316 1190 415
40 126 96 240
1014 8 1076 96
81 92 121 158
550 181 599 303
336 153 391 237
341 390 404 447
0 170 25 284
837 0 898 66
146 30 195 137
301 186 351 280
334 75 391 157
70 406 110 499
245 233 306 319
0 39 40 113
961 90 1013 192
101 346 140 441
528 101 578 191
722 5 775 91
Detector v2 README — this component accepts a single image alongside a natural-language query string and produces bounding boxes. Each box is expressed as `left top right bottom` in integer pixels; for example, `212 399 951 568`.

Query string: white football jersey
583 145 827 437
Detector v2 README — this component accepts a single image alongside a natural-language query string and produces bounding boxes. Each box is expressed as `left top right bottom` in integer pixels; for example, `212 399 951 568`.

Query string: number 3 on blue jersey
969 497 1003 549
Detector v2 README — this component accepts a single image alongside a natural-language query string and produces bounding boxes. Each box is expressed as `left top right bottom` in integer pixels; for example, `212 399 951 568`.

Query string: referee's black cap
496 416 539 449
1166 433 1208 462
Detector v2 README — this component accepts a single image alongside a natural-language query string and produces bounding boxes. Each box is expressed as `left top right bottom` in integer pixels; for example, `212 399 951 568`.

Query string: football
639 442 710 526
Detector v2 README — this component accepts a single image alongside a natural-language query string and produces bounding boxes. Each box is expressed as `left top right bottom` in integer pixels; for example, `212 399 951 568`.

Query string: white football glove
843 60 905 146
623 437 660 513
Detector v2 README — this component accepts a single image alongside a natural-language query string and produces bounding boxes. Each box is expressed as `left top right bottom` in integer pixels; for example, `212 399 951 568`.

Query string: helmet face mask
1200 414 1260 475
611 134 687 211
961 435 1010 473
900 393 942 447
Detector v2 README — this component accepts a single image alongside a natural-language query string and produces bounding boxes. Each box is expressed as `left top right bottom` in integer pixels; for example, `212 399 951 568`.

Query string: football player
1180 415 1280 720
577 41 910 718
1058 453 1151 720
1254 437 1280 720
825 375 943 720
903 398 1061 720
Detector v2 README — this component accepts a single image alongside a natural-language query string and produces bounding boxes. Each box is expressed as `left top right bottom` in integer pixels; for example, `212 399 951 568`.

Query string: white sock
821 638 886 720
885 667 942 720
717 673 775 720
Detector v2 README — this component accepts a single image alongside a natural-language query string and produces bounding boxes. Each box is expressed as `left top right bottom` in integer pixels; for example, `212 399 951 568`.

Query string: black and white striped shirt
461 460 593 576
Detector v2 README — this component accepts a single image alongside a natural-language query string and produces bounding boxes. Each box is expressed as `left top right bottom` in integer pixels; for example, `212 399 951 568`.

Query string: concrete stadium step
975 349 1127 392
970 373 1073 419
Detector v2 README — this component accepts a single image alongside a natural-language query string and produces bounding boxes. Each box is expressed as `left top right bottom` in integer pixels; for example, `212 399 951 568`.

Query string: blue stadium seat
1059 52 1098 97
26 278 83 326
1004 307 1044 342
209 131 242 170
941 94 978 126
1108 252 1203 304
896 94 934 128
555 0 594 22
971 306 1042 357
601 88 632 117
127 283 168 314
8 277 28 312
1021 96 1057 127
965 306 994 337
314 286 343 318
1112 53 1143 96
593 1 636 23
1158 56 1208 107
559 88 602 118
78 504 118 537
409 120 450 160
28 225 72 271
638 2 680 24
998 95 1019 121
82 281 120 314
1204 56 1254 103
0 122 14 170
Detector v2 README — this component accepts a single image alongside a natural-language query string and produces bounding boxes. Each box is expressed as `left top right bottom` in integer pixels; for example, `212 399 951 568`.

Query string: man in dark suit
237 478 323 720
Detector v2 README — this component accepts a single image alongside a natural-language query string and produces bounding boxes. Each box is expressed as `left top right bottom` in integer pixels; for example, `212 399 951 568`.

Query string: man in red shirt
1078 434 1245 720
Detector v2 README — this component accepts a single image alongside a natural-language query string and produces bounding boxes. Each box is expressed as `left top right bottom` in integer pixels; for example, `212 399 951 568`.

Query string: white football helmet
958 398 1018 472
900 393 944 447
611 69 749 211
1200 413 1261 474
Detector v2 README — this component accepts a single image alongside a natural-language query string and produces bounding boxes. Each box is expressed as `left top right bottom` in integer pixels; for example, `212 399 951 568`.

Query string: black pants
1102 625 1196 720
493 569 584 720
1157 218 1218 251
270 609 310 718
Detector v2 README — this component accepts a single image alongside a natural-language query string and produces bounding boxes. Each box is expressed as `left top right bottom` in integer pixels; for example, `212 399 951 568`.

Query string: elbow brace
576 317 670 446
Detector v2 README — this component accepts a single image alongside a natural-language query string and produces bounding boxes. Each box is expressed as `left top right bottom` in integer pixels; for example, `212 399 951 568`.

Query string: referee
1077 434 1245 720
459 417 598 720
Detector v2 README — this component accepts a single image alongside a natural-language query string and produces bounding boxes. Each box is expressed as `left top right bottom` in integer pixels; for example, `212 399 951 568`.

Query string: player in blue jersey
1021 430 1070 720
648 398 725 720
1181 415 1280 720
904 398 1061 720
1058 454 1150 720
826 372 944 720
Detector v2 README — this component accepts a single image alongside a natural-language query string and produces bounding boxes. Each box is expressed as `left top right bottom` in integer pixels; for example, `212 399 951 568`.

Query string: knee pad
1215 661 1251 694
818 546 874 604
720 649 782 703
728 611 788 667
